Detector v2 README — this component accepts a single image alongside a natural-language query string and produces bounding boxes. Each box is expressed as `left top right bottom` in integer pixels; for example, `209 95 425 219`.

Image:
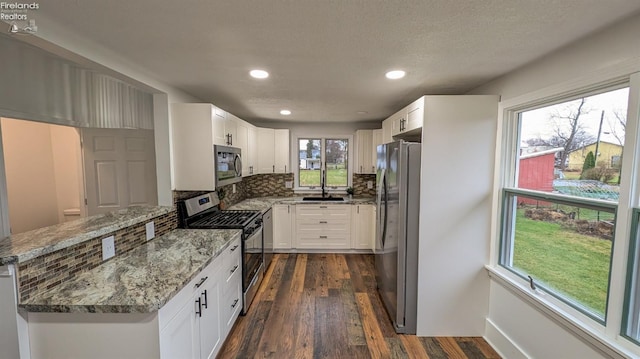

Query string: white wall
1 118 60 233
49 125 82 222
471 13 640 359
417 95 498 336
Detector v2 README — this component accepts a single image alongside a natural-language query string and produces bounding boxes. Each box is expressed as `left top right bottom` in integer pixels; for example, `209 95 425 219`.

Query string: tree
580 151 596 179
536 98 594 170
607 108 627 146
306 140 317 159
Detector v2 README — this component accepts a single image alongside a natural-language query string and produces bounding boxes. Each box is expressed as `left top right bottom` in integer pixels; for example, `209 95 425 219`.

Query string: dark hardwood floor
218 253 501 359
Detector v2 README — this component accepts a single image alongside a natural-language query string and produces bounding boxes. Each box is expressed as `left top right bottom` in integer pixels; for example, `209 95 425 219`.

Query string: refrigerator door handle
376 169 388 249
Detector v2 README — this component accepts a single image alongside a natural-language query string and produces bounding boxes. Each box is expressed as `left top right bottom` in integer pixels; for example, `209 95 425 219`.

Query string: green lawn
513 209 612 316
299 168 348 187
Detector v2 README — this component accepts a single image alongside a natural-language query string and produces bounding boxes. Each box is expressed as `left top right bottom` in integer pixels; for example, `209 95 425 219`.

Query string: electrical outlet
102 236 115 261
146 221 155 241
232 184 236 194
285 181 293 188
367 181 373 189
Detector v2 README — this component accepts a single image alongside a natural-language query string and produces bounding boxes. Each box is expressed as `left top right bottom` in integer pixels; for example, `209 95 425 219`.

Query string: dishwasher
263 208 273 272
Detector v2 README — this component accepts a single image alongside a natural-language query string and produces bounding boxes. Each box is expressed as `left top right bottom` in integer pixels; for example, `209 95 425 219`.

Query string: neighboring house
567 141 623 171
518 148 563 204
299 149 321 169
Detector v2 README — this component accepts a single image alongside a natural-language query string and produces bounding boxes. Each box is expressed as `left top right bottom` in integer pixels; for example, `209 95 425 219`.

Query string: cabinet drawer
297 221 350 232
222 281 242 330
296 205 350 217
296 233 351 249
224 256 241 288
296 218 350 228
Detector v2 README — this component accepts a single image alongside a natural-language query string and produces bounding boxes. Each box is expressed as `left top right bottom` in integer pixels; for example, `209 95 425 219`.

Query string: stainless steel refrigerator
375 140 420 334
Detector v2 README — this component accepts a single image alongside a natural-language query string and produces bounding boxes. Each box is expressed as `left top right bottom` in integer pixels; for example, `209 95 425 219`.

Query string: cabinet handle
230 244 239 252
320 206 328 209
272 165 275 173
230 134 233 145
320 235 328 239
231 298 239 308
319 221 328 224
230 264 239 274
202 290 208 309
372 166 375 173
195 276 208 288
195 298 202 317
360 165 362 172
285 165 287 173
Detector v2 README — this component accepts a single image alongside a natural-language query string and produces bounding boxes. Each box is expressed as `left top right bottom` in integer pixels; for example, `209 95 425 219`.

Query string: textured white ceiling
31 1 640 123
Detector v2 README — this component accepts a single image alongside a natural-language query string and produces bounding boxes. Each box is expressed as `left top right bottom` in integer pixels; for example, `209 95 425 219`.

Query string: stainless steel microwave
214 145 242 187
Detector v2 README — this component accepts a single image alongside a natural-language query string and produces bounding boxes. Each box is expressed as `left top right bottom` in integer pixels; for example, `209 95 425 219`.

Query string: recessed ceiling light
357 111 368 115
385 70 406 80
280 109 291 115
250 69 269 79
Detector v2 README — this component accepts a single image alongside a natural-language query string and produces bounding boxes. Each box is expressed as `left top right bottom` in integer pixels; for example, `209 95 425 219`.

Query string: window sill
485 265 638 359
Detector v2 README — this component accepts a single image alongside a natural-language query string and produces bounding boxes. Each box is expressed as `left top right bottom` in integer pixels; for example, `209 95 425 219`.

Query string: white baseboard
485 318 528 359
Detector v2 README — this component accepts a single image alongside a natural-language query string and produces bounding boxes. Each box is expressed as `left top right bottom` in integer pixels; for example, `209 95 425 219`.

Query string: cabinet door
159 295 199 359
224 116 238 147
355 130 373 174
199 278 222 359
171 103 216 190
382 117 393 144
274 129 290 173
257 128 275 173
273 204 292 249
212 107 226 146
406 96 424 132
352 204 375 249
236 123 251 177
247 127 258 175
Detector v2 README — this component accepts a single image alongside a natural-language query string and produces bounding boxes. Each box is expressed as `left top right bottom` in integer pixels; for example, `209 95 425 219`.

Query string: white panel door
81 128 157 215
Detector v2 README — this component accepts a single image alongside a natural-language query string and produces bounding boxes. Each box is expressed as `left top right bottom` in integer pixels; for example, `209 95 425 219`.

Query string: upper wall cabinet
214 109 239 147
257 128 290 174
236 120 258 177
383 96 424 142
171 103 218 190
355 130 375 174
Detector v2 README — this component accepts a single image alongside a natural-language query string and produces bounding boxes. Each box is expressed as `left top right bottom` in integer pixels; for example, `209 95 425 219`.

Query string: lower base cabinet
351 204 375 249
26 237 242 359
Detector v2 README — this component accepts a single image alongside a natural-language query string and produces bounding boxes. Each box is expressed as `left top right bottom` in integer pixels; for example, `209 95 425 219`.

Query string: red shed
518 148 563 205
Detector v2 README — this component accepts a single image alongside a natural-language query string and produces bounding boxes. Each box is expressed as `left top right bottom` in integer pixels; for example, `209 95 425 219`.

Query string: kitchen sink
302 197 345 201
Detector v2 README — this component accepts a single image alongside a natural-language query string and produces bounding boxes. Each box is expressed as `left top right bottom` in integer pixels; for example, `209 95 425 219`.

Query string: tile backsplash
353 173 376 197
244 173 294 198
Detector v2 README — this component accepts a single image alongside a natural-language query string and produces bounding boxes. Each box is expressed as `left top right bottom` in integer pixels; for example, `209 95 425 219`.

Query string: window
298 138 349 188
500 87 628 322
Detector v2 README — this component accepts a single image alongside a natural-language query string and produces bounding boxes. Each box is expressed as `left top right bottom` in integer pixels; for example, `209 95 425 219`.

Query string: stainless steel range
179 192 263 315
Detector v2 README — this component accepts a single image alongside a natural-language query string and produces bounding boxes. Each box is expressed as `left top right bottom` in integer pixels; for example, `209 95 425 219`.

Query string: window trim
500 188 617 323
294 135 353 192
490 72 640 357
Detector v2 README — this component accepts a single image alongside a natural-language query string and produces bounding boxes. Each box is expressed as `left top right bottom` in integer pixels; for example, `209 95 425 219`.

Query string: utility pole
594 110 605 165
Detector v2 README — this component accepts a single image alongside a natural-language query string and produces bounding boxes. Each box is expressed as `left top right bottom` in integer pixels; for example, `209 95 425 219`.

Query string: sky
520 87 630 146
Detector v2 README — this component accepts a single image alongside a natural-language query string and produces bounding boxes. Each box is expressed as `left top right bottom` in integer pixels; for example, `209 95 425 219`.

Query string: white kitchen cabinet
355 129 375 174
257 128 275 174
351 204 375 249
382 115 394 145
274 129 290 173
405 96 424 133
236 121 257 177
372 128 383 147
159 296 199 359
295 205 351 249
171 103 218 190
212 106 227 146
257 128 290 174
385 96 424 141
273 204 294 249
247 127 258 176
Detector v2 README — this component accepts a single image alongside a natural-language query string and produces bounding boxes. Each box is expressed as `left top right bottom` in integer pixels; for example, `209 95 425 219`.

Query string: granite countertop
0 206 174 265
20 228 241 313
227 197 376 210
